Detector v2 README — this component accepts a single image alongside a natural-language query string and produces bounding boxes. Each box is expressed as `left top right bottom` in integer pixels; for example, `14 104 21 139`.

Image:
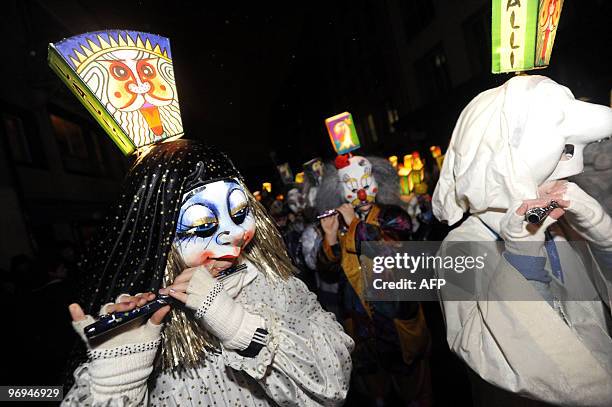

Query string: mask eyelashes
228 188 249 225
176 204 219 241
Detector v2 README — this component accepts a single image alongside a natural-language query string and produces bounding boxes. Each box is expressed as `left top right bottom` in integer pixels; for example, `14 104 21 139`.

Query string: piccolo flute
83 263 248 340
317 203 369 219
524 200 559 224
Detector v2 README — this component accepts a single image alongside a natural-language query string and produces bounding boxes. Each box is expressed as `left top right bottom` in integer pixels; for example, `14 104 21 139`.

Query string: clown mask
174 179 255 275
336 155 378 211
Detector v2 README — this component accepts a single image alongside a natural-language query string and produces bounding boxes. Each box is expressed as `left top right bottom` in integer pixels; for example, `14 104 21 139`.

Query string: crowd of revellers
253 155 452 406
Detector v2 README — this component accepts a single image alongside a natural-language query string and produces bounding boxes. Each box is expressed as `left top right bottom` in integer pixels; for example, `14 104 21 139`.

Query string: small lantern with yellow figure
388 155 398 169
430 145 445 169
398 165 413 196
403 154 413 170
411 151 425 186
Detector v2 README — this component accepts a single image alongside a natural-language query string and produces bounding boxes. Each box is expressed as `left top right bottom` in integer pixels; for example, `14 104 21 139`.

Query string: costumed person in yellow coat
316 154 432 406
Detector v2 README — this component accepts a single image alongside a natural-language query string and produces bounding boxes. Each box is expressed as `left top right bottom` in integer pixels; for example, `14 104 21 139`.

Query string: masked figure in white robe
432 75 612 406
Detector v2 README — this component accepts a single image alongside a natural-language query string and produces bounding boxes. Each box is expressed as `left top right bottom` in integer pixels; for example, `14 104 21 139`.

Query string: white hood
433 75 612 225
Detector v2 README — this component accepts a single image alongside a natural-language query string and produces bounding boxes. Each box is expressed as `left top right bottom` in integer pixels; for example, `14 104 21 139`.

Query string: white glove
185 268 264 350
500 200 560 257
563 182 612 249
70 294 165 404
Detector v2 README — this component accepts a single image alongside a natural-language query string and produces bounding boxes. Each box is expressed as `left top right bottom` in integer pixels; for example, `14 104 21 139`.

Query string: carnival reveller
433 75 612 406
62 140 354 406
316 154 431 406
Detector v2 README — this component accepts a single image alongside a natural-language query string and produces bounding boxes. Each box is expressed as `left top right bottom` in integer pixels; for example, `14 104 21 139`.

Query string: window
3 112 31 163
386 105 400 133
415 43 451 103
463 6 491 76
51 114 88 159
367 114 378 142
1 109 45 166
399 0 435 42
49 108 107 176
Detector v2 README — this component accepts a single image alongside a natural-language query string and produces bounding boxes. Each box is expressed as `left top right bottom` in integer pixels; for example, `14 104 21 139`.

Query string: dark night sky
27 1 324 188
6 0 612 191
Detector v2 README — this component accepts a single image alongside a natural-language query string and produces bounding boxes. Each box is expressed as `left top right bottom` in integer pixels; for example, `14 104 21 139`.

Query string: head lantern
49 30 183 155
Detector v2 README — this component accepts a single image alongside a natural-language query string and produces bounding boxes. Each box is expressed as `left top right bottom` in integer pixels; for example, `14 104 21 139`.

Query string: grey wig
315 156 402 212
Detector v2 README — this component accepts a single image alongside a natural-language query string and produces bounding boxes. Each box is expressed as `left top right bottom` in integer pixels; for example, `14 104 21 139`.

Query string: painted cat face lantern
175 179 256 273
102 50 176 133
336 155 378 210
49 31 183 154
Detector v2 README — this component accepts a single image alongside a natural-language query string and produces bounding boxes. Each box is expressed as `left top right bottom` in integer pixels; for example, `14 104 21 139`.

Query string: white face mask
174 179 255 271
287 188 306 214
511 80 612 184
337 156 378 207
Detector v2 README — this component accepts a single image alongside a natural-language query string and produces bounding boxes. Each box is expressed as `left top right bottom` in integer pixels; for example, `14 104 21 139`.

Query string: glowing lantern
388 156 398 169
430 145 445 169
492 0 564 73
403 154 413 170
295 172 304 184
276 194 284 201
411 152 425 185
398 165 413 195
253 191 262 201
414 182 429 196
48 30 184 155
262 182 272 193
325 112 361 155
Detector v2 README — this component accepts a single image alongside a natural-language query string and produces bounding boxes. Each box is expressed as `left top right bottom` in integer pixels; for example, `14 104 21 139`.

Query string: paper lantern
430 146 441 158
325 112 361 155
48 30 184 155
411 151 425 183
492 0 564 74
389 155 398 169
295 172 304 184
262 182 272 193
430 145 445 169
403 154 413 170
397 165 413 195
